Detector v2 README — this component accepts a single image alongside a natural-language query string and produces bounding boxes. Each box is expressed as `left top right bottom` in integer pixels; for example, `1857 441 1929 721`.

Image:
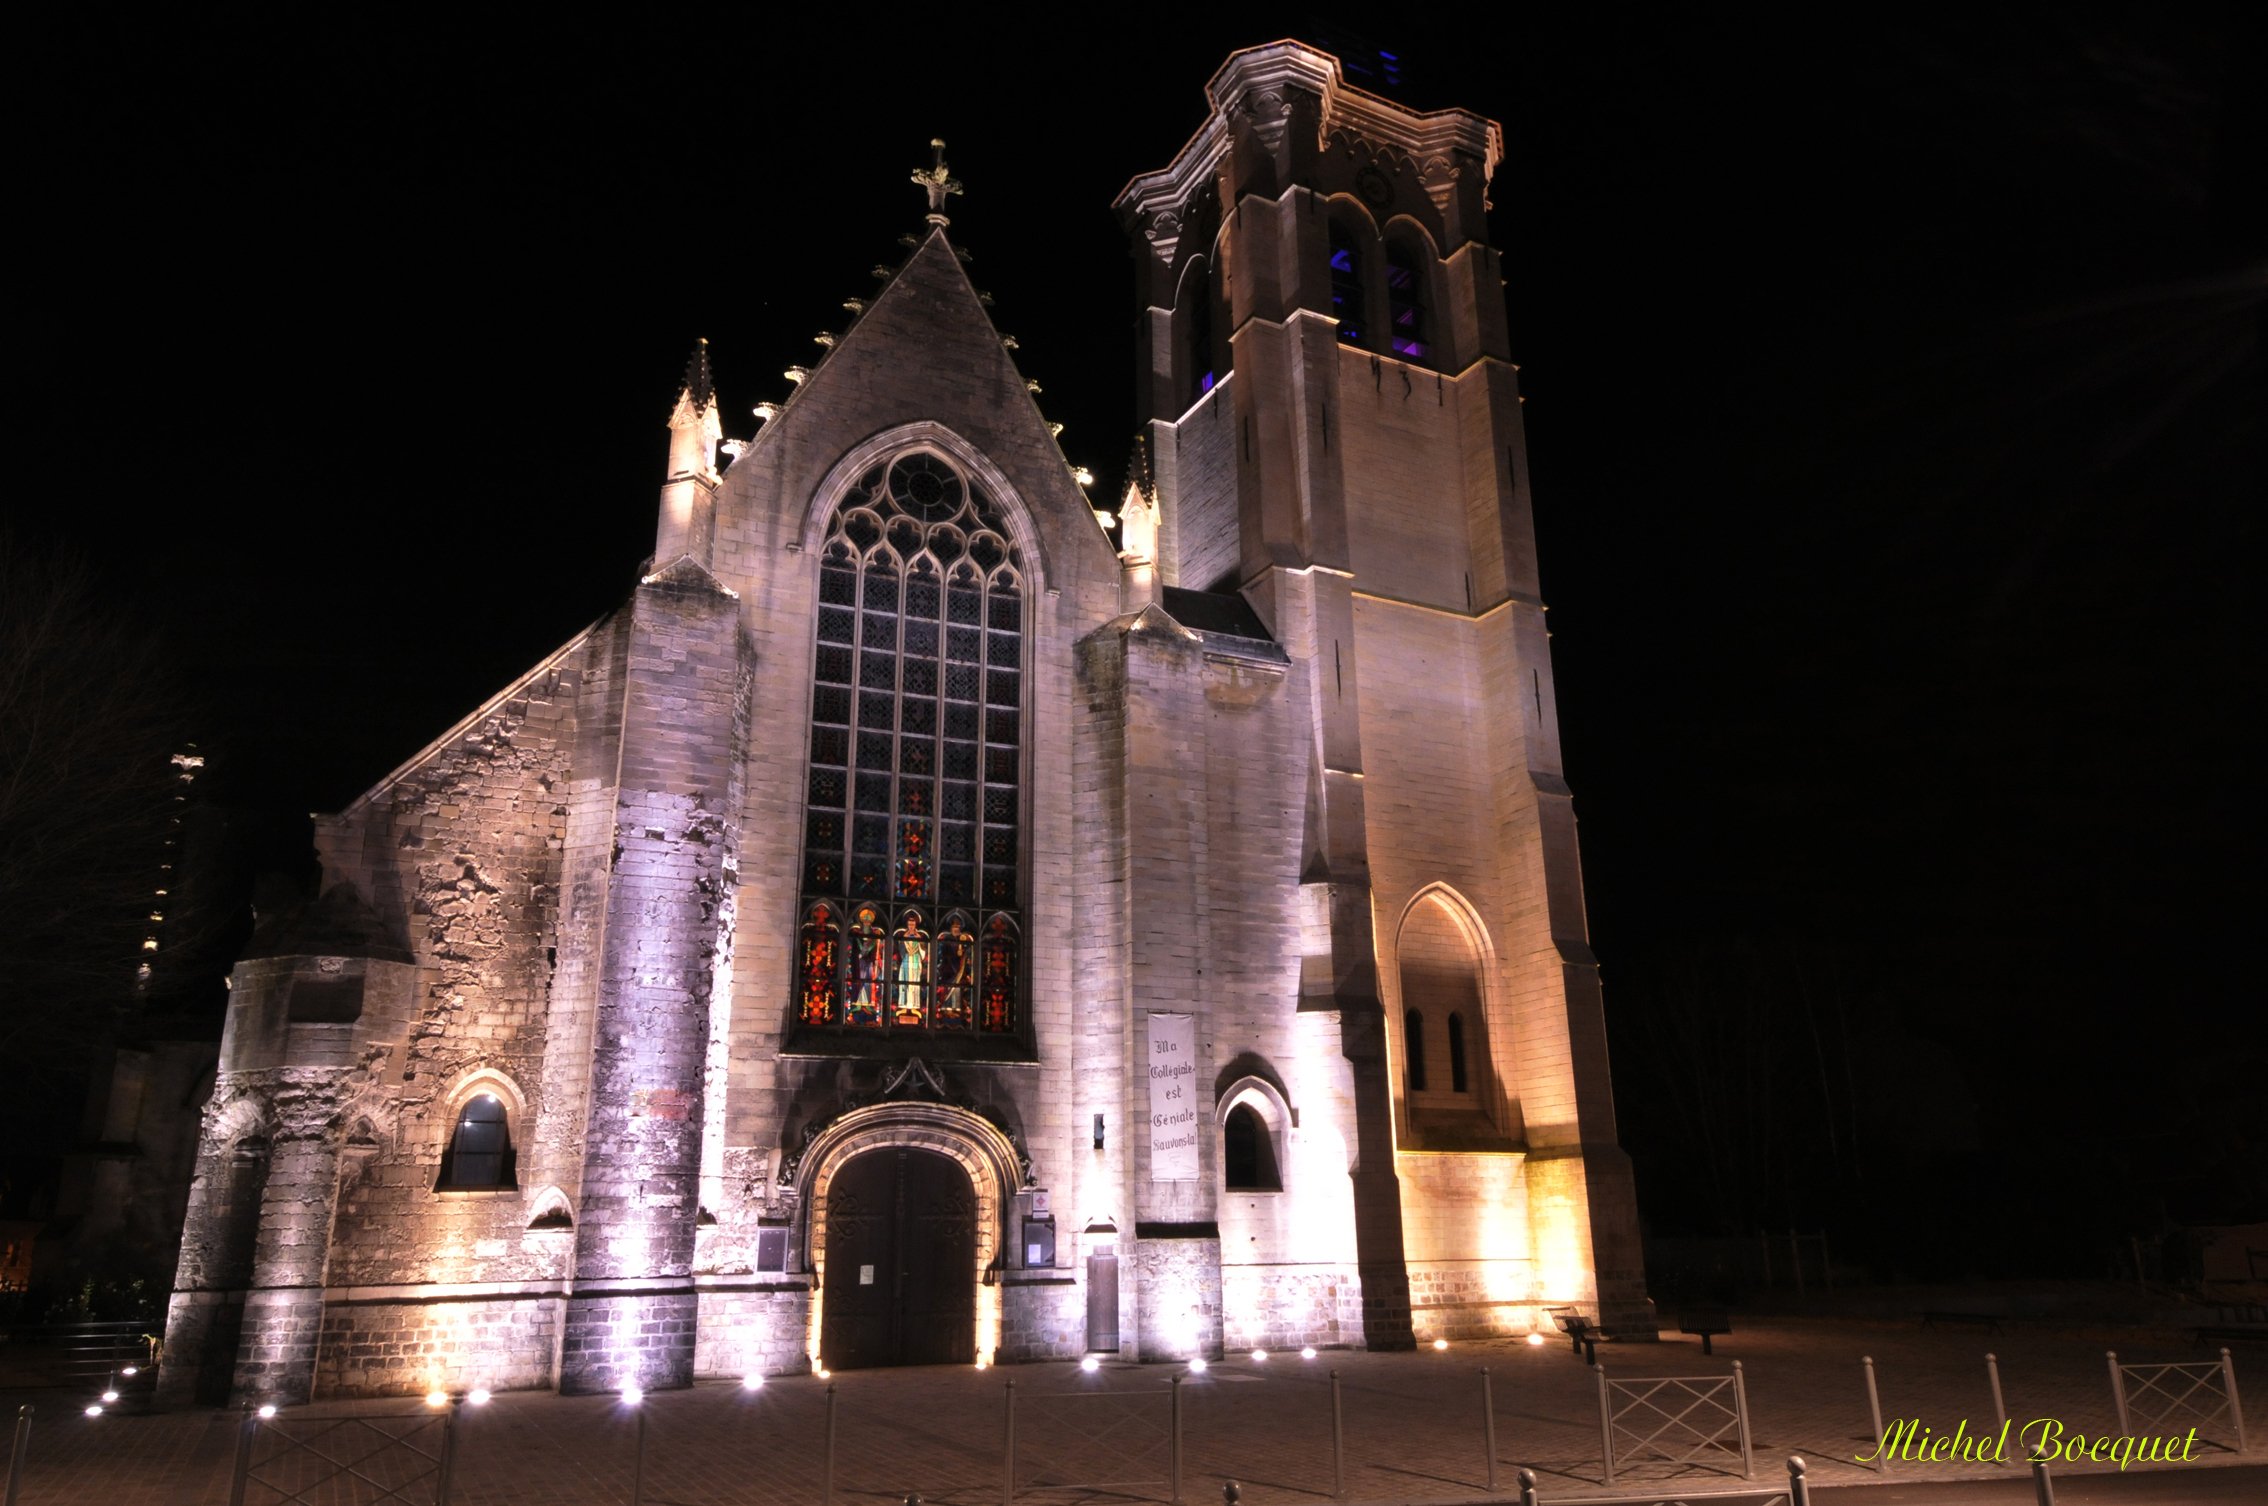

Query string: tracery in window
1329 223 1366 345
796 452 1025 1038
1386 244 1429 361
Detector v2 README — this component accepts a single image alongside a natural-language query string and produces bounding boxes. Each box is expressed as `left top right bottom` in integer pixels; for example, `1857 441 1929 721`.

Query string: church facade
161 41 1651 1405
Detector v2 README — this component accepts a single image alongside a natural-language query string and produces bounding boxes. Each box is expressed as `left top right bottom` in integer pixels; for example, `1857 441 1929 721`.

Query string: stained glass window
796 453 1025 1038
1386 245 1428 361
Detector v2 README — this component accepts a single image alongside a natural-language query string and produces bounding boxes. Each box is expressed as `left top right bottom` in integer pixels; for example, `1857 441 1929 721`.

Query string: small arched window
1386 245 1429 362
1403 1008 1427 1092
1184 259 1216 405
436 1094 516 1190
1223 1104 1281 1191
1329 223 1366 346
1448 1012 1469 1093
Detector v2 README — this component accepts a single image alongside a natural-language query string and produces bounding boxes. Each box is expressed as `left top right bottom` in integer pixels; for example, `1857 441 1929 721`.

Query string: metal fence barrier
1596 1360 1755 1483
227 1401 459 1506
2107 1347 2248 1454
1518 1451 1807 1505
1003 1375 1180 1503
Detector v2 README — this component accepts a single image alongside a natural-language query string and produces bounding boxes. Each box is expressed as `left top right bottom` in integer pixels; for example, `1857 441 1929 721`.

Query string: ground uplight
1301 1346 1317 1360
1433 1338 1449 1351
1188 1356 1208 1373
1080 1355 1100 1373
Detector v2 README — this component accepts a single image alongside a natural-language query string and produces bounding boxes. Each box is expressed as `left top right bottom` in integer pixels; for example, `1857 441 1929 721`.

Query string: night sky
11 11 2263 1270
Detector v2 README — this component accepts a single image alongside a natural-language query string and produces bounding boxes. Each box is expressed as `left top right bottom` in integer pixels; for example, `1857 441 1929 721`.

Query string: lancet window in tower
1386 245 1429 361
1183 257 1216 404
797 452 1025 1040
1329 224 1366 345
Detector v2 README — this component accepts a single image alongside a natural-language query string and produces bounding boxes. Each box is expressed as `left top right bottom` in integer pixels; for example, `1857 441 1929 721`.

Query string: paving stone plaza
6 1319 2254 1504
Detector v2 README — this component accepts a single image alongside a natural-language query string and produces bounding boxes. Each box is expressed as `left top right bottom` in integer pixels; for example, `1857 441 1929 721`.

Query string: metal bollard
5 1406 30 1506
1986 1352 2008 1440
631 1401 648 1506
227 1405 259 1506
1595 1363 1616 1485
824 1382 839 1506
2107 1351 2131 1438
1170 1375 1185 1505
2221 1347 2246 1453
1329 1371 1345 1499
907 1495 923 1506
2030 1445 2057 1505
1861 1356 1888 1474
1732 1360 1755 1480
1479 1368 1498 1491
1223 1483 1240 1506
1516 1466 1537 1506
1786 1454 1810 1506
436 1395 461 1506
1001 1378 1016 1506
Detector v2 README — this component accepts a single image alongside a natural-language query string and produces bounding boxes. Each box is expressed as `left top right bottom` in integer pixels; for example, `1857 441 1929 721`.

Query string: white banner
1147 1012 1200 1182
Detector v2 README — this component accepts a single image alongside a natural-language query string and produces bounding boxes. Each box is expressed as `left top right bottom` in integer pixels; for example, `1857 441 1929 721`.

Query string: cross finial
912 137 964 225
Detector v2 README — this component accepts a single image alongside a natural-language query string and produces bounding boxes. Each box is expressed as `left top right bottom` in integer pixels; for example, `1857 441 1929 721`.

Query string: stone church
161 40 1651 1405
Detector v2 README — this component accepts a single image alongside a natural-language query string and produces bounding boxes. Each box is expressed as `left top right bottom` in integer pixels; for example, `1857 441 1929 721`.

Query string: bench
1678 1305 1732 1356
1550 1306 1600 1363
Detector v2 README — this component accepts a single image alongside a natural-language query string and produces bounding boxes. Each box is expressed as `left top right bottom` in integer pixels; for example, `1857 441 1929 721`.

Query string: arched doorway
820 1146 977 1368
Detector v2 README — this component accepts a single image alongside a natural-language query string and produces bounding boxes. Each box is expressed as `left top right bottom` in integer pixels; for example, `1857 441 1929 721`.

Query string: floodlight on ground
1433 1338 1449 1351
1080 1356 1100 1372
1526 1332 1546 1346
468 1388 492 1405
425 1389 448 1408
621 1383 644 1405
101 1390 119 1403
84 1405 103 1417
1301 1346 1317 1360
121 1366 139 1376
1188 1356 1208 1373
258 1404 278 1419
1251 1349 1267 1362
742 1373 764 1390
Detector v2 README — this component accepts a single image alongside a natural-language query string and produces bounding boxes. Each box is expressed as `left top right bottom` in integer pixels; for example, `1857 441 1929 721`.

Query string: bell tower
1117 41 1654 1338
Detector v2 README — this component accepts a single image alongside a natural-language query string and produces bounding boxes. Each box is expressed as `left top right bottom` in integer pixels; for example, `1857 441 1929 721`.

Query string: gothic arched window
1329 223 1367 346
436 1094 516 1190
1403 1008 1427 1092
1223 1104 1281 1191
796 452 1026 1040
1385 243 1430 362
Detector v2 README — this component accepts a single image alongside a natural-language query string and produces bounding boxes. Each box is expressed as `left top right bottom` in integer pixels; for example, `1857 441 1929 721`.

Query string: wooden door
820 1147 976 1368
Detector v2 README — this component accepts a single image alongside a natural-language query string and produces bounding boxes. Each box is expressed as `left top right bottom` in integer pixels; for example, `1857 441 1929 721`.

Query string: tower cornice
1113 39 1503 240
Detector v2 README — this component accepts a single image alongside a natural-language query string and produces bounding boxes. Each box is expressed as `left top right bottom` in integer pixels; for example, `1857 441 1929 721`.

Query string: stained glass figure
891 910 930 1027
797 452 1026 1040
846 904 886 1027
799 903 841 1025
932 914 974 1028
979 915 1017 1033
